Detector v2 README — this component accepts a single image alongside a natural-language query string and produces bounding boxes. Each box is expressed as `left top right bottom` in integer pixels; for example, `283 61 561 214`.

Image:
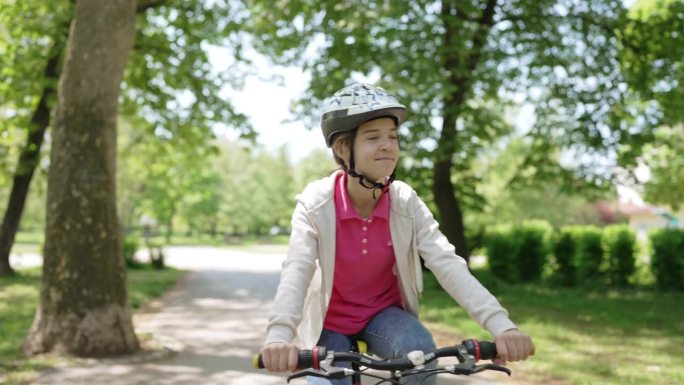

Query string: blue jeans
307 306 437 385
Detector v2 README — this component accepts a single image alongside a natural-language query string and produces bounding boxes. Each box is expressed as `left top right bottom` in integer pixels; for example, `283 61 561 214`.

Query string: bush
513 220 552 282
122 236 141 268
602 225 637 287
649 228 684 291
485 221 551 284
553 228 577 286
574 226 604 284
485 226 520 283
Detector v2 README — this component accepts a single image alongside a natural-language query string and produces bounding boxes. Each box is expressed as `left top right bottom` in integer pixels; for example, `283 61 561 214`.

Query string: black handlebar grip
296 350 315 368
463 339 498 361
254 347 327 369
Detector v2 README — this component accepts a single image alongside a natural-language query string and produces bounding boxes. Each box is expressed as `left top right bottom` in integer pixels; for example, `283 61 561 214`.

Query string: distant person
260 83 534 384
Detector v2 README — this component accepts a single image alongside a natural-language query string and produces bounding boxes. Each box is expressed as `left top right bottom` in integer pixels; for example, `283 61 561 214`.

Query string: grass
0 266 185 385
420 269 684 385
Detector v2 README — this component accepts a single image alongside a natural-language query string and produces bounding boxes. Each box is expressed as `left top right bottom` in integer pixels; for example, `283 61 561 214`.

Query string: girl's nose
379 137 393 151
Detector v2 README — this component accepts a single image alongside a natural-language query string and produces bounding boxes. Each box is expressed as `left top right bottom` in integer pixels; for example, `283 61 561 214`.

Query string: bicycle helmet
321 83 406 147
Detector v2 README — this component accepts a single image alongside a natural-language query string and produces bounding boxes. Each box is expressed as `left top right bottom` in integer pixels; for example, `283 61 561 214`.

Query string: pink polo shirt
323 172 403 335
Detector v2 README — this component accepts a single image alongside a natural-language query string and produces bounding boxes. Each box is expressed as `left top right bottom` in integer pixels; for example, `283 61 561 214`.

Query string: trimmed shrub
485 221 551 284
513 220 552 282
602 225 637 287
485 226 520 283
650 228 684 291
574 226 605 284
553 228 577 286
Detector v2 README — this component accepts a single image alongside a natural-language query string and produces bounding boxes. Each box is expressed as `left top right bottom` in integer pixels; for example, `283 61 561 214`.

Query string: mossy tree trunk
24 0 139 357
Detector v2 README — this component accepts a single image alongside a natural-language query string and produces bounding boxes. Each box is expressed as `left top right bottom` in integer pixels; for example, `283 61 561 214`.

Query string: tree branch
137 0 167 13
466 0 497 74
454 4 477 22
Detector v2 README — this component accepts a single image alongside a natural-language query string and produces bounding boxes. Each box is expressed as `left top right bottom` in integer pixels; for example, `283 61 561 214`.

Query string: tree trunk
432 0 498 261
433 159 470 260
0 39 64 277
165 216 173 244
24 0 139 357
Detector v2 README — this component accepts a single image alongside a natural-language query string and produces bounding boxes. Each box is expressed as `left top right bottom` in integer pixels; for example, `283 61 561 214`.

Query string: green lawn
0 266 185 385
420 269 684 385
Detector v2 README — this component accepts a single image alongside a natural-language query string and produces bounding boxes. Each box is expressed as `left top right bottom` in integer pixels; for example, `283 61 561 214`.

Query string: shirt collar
336 172 390 221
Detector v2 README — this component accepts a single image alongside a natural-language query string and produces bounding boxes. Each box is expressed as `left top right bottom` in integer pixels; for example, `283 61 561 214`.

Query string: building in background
618 202 683 240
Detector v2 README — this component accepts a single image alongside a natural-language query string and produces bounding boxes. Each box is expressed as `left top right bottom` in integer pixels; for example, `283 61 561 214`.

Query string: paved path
14 246 510 385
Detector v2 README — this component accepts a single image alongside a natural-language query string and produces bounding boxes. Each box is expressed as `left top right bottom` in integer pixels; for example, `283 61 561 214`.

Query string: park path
13 246 510 385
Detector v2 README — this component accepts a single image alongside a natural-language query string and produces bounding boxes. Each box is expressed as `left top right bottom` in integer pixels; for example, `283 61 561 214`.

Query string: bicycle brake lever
472 363 512 376
447 362 512 377
287 368 354 383
287 369 320 382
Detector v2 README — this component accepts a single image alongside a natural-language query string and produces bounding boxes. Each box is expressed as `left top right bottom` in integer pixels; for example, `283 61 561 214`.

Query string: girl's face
338 117 400 182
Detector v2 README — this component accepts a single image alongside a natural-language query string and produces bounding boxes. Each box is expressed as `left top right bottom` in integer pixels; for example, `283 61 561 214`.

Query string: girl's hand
493 329 535 365
260 342 300 372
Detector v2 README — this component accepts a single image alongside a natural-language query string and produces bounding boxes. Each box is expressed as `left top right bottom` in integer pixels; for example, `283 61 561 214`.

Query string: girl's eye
390 136 398 140
367 136 379 140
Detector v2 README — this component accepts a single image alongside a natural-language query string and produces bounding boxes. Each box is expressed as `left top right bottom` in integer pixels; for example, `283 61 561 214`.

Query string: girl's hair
330 130 356 169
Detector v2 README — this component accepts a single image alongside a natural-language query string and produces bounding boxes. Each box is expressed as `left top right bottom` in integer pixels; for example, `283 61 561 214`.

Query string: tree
23 0 139 356
621 0 684 128
0 0 254 274
117 120 221 242
0 1 71 276
642 125 684 210
619 0 684 209
246 0 668 260
214 141 297 236
293 148 337 192
470 137 613 231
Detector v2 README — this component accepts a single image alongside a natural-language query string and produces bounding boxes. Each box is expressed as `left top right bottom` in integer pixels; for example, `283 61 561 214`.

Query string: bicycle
254 338 511 384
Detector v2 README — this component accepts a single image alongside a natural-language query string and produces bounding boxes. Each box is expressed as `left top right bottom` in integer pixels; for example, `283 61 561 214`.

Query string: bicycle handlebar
254 339 498 370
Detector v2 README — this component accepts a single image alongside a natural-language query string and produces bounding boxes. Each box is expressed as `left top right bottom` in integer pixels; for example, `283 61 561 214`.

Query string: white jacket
266 171 516 348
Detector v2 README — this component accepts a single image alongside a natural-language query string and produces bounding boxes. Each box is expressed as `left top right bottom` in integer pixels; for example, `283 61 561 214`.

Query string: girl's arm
411 193 516 337
266 202 319 344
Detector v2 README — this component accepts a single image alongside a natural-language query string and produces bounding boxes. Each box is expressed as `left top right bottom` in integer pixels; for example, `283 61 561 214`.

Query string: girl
260 83 534 384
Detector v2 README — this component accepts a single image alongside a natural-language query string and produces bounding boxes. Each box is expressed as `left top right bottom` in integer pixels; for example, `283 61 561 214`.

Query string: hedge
602 225 637 287
485 221 551 283
485 225 520 283
650 228 684 291
573 226 604 284
552 228 576 286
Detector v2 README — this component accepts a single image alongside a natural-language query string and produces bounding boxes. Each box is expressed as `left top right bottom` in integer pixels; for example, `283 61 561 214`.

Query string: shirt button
368 219 373 223
362 226 367 231
362 239 367 244
362 250 368 254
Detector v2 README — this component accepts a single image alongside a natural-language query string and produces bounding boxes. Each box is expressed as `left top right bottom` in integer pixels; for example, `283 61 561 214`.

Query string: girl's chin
355 168 396 184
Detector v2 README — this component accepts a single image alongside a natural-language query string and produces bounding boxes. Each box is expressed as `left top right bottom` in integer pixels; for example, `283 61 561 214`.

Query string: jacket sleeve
412 192 516 337
265 201 319 344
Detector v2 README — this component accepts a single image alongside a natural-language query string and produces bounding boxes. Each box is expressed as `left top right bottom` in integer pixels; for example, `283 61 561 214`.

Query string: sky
209 46 328 164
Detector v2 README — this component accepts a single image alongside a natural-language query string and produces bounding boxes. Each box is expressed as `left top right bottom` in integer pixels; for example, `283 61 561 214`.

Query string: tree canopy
244 0 684 256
